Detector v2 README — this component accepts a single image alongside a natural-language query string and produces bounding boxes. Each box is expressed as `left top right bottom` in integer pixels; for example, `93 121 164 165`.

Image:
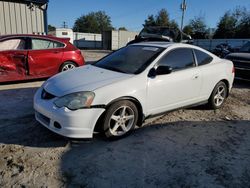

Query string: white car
34 42 235 139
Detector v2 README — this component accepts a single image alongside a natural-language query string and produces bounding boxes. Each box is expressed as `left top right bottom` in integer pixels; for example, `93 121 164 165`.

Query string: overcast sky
48 0 250 31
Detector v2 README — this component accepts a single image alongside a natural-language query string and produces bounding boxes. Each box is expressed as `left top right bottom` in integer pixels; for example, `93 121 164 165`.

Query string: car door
0 37 28 82
146 48 202 115
27 37 64 78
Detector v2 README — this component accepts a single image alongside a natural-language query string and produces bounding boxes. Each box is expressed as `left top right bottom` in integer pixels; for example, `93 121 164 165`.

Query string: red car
0 34 85 83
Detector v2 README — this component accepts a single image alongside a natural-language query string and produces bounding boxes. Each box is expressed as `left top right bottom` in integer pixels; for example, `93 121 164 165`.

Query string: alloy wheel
108 106 135 136
62 63 76 71
214 85 226 107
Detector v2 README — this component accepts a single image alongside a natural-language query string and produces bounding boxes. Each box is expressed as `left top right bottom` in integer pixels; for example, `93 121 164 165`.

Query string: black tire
103 100 138 138
208 81 228 109
59 61 77 72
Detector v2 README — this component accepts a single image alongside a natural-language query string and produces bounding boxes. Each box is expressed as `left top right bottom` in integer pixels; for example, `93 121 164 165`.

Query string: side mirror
156 65 172 75
148 66 172 77
135 35 138 39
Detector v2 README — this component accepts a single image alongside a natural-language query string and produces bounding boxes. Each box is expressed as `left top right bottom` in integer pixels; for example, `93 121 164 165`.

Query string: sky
48 0 250 32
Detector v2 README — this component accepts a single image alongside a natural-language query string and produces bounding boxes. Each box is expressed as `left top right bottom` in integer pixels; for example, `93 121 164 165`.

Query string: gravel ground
0 51 250 187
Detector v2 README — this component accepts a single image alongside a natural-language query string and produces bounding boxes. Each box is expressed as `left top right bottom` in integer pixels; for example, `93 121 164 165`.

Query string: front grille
35 111 50 126
41 89 56 100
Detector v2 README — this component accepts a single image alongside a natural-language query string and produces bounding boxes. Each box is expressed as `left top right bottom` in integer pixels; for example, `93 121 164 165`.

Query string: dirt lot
0 51 250 187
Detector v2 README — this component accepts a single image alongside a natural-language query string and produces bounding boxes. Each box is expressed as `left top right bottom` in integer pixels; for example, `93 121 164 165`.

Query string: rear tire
208 81 228 109
60 61 77 72
103 100 138 139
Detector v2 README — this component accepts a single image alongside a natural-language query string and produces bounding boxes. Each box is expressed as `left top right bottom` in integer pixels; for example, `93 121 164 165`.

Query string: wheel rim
108 106 135 136
214 85 226 107
62 64 76 71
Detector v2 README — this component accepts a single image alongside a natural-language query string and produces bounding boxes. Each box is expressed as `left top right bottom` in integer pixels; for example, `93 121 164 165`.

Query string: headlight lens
54 91 95 110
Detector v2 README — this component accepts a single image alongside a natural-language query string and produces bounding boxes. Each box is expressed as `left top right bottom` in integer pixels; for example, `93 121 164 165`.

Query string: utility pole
62 21 68 28
180 0 187 41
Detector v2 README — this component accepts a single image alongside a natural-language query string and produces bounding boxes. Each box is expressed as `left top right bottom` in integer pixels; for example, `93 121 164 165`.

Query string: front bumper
33 88 105 138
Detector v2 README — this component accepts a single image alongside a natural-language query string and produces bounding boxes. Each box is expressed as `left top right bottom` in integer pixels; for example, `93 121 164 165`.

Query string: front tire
208 81 228 109
103 100 138 138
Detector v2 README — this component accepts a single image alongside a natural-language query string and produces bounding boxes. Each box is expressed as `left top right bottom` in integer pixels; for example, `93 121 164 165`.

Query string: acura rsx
34 42 235 139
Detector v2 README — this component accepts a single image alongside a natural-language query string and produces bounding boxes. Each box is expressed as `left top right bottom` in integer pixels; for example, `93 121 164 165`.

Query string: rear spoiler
60 38 71 42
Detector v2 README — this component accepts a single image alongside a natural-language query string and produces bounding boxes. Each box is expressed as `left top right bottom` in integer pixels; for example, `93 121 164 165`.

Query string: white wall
118 30 138 49
50 28 139 50
74 32 102 49
49 28 74 43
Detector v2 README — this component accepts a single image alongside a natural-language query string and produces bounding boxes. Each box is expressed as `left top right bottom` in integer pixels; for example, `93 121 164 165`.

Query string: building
0 0 48 35
102 30 138 50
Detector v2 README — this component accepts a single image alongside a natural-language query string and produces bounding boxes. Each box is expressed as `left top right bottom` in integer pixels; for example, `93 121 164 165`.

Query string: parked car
225 41 250 81
34 42 234 139
127 26 193 45
0 34 85 83
212 43 234 58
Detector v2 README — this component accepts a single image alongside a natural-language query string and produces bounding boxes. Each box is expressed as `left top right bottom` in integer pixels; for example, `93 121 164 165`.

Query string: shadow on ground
61 120 250 188
0 86 68 148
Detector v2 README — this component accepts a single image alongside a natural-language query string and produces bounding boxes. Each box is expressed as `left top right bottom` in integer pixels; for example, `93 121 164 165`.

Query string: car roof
131 41 194 49
130 41 220 59
0 34 69 43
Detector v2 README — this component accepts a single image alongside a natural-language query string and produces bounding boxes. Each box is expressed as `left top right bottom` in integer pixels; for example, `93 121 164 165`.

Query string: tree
143 9 179 29
213 11 237 39
143 15 156 27
155 9 170 26
183 25 193 36
48 24 56 32
214 7 250 39
184 16 208 39
118 27 127 31
73 11 113 33
235 8 250 38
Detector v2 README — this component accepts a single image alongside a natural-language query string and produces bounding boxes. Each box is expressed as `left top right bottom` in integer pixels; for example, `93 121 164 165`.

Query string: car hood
226 53 250 62
43 65 133 97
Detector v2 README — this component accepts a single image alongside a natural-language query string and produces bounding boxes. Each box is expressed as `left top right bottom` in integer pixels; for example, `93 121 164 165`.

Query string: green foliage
183 16 208 39
118 27 127 31
143 9 179 29
155 9 170 26
48 24 56 32
213 11 237 38
73 11 113 33
183 25 193 36
143 15 156 27
214 7 250 39
188 16 208 39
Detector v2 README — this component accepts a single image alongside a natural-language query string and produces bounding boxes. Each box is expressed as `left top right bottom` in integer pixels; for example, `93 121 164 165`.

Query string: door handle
192 74 199 79
13 54 25 59
53 51 60 54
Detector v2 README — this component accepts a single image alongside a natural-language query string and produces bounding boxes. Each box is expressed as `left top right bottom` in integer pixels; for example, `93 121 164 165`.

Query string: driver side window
158 48 195 71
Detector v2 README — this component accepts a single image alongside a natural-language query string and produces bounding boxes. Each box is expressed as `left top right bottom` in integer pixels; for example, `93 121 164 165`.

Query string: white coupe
34 42 235 139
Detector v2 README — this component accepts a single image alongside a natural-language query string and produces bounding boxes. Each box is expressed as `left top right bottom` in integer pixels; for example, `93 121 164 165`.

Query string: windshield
94 45 164 74
240 41 250 53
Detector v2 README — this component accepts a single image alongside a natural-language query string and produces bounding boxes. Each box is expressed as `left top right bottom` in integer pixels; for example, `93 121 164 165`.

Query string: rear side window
31 38 64 50
0 38 25 51
158 48 195 70
194 49 213 66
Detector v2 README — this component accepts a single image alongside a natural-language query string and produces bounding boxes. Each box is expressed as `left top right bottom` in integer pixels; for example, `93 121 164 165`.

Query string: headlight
54 91 95 110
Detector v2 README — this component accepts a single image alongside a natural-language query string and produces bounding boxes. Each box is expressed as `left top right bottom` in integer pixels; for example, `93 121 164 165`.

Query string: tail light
232 66 235 74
